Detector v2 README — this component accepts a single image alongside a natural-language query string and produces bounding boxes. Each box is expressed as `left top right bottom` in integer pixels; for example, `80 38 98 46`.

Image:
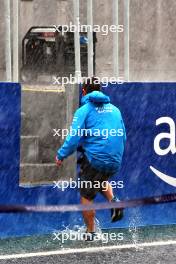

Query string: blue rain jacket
57 91 126 173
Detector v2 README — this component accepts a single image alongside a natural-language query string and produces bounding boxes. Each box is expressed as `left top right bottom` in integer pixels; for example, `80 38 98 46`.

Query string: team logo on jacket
96 105 113 113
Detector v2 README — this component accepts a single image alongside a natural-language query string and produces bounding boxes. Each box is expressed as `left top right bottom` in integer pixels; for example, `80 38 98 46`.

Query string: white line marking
21 136 39 139
22 87 65 93
0 240 176 260
20 163 56 167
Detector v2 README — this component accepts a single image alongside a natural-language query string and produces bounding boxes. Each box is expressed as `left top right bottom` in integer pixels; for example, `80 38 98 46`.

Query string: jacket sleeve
121 117 126 146
57 106 88 160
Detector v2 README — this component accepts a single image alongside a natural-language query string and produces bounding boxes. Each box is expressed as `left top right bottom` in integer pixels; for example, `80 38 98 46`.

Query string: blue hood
81 91 110 105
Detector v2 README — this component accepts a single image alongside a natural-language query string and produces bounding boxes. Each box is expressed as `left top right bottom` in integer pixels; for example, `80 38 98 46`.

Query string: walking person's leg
101 181 124 222
101 181 114 201
81 196 95 232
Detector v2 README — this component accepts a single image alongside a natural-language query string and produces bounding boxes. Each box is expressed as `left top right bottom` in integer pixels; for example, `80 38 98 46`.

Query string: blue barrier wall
0 82 175 238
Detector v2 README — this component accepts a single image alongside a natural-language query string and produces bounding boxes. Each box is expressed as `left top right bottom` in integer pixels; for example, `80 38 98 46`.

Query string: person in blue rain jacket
56 77 126 241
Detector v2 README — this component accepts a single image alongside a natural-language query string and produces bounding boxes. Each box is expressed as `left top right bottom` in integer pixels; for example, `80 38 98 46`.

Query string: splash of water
129 208 143 250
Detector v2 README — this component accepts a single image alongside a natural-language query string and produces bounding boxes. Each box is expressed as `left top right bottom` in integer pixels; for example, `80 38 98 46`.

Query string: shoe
111 196 124 222
83 231 97 241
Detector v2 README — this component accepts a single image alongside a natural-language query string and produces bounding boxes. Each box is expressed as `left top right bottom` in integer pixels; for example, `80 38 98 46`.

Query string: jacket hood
81 91 110 105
